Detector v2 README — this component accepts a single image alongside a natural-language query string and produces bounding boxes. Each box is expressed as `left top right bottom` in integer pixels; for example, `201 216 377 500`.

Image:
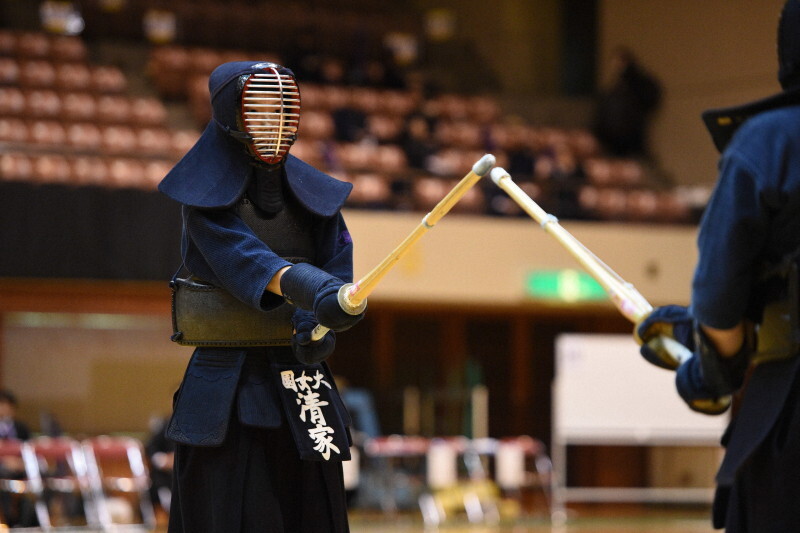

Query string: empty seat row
0 57 127 93
324 141 411 174
0 117 198 158
336 168 695 223
577 185 694 223
184 77 420 129
296 135 647 189
0 30 87 61
0 151 171 191
187 77 498 127
293 139 486 178
148 45 281 99
333 171 482 213
0 148 695 223
0 87 168 125
291 83 422 117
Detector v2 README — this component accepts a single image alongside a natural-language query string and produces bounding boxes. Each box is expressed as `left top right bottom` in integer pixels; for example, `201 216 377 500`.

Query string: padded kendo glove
280 263 366 331
635 305 696 370
291 308 336 364
676 325 751 415
675 354 733 415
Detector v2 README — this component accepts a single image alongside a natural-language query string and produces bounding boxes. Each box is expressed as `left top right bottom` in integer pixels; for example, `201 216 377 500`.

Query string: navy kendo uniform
637 2 800 531
158 62 364 533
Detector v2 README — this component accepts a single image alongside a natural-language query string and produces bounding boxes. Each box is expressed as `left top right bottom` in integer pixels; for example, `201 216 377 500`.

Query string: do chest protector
170 195 316 347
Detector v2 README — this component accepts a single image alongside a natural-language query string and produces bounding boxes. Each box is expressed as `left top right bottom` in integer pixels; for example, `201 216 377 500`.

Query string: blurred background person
592 46 662 159
0 389 36 528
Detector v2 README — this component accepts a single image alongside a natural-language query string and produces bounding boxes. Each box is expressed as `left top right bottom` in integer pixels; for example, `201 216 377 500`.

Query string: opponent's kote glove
675 354 732 415
673 320 751 416
635 305 695 370
291 308 336 364
280 263 366 331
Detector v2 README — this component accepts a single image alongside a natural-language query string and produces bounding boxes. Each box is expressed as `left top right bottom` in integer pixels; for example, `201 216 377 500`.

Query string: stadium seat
130 97 168 126
66 122 103 151
61 91 98 121
55 62 93 91
106 158 146 188
0 57 19 85
32 436 100 528
19 59 56 87
32 154 72 184
347 172 392 208
136 127 174 157
0 117 28 143
0 152 34 182
49 35 88 62
29 119 67 146
96 94 132 123
70 156 110 187
100 125 138 155
91 65 128 94
16 32 50 58
25 89 62 118
0 30 16 56
0 439 50 528
81 436 156 530
366 113 403 143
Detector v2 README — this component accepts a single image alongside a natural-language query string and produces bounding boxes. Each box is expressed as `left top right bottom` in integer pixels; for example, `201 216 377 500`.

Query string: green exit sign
525 269 607 302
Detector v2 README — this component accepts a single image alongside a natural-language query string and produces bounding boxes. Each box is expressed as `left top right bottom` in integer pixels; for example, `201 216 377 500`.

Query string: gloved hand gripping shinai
638 305 752 415
636 305 696 370
280 262 366 331
291 308 336 364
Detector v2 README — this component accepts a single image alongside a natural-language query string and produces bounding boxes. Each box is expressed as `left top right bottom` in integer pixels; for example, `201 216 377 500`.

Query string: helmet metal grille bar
241 67 300 164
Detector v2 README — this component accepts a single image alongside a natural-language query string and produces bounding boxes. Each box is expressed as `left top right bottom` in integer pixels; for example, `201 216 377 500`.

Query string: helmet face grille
241 67 300 164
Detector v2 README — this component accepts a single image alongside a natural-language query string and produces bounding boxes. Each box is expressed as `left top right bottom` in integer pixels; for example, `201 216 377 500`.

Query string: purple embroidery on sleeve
339 231 352 245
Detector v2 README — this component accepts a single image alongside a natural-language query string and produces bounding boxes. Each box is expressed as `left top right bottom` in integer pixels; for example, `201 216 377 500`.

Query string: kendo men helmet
210 61 301 165
779 0 800 89
159 61 350 211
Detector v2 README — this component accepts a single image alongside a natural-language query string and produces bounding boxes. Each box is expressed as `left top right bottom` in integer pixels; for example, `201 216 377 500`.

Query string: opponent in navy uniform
158 61 365 533
637 2 800 530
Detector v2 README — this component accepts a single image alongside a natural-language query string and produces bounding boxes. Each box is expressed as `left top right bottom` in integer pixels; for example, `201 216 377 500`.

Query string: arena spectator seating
0 25 701 223
0 29 197 191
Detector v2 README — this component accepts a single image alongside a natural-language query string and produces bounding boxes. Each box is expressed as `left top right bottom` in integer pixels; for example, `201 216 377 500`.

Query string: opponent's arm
700 322 746 357
638 308 752 415
675 323 752 415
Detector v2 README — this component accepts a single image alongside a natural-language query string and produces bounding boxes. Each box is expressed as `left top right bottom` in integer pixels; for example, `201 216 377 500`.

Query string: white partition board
553 333 728 445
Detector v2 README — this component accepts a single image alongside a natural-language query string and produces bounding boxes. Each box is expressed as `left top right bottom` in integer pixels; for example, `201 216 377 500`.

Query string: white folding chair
82 436 156 530
0 439 50 529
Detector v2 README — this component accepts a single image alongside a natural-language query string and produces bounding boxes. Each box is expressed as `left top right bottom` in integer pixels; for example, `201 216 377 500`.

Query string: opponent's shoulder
727 105 800 162
734 105 800 142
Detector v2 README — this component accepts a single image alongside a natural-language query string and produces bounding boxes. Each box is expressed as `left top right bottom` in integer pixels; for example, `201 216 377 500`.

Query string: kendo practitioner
637 1 800 530
158 61 365 533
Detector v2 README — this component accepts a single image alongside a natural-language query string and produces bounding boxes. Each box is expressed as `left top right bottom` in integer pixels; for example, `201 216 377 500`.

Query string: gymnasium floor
6 506 717 532
347 506 717 533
